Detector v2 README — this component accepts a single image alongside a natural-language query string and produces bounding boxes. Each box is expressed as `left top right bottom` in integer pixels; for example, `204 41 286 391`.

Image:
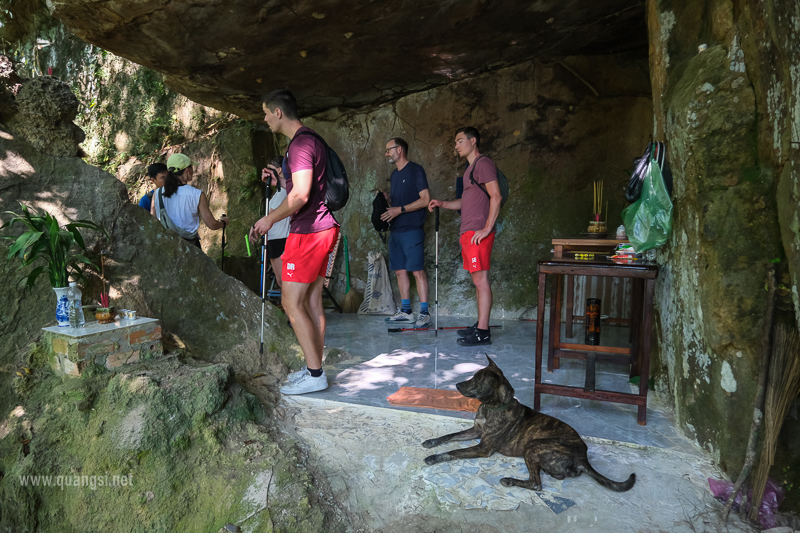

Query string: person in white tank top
262 156 291 286
151 153 228 250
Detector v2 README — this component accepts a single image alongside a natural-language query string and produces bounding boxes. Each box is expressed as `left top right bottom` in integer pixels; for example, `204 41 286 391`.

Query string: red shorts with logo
460 231 495 273
282 227 340 284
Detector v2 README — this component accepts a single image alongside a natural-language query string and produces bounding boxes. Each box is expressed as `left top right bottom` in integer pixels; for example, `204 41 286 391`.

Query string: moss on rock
0 356 344 532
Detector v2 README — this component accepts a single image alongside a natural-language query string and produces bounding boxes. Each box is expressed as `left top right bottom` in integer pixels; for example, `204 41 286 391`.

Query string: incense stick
592 180 605 217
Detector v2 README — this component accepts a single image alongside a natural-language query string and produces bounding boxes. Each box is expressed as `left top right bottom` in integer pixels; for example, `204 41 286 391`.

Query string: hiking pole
259 183 272 357
435 206 439 337
389 325 503 333
220 213 227 272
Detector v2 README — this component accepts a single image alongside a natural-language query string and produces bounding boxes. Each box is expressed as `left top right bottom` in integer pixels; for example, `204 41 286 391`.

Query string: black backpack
371 191 390 243
288 130 350 211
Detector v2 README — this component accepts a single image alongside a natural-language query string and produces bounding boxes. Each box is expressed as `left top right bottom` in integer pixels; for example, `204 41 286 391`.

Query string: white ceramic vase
53 287 70 327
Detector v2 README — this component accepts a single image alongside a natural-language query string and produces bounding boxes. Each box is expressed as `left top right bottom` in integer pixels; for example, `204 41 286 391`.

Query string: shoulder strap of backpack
288 129 328 150
157 187 166 214
468 155 491 199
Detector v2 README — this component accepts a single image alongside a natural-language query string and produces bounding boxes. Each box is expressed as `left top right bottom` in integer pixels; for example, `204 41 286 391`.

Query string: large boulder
5 76 85 157
645 0 793 480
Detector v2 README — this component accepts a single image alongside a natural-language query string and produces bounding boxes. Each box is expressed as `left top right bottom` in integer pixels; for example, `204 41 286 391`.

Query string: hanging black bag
626 142 673 203
371 191 390 243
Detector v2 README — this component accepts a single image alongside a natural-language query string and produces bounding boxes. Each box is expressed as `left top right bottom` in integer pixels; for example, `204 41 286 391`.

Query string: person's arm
150 193 157 218
428 198 462 212
470 180 501 245
198 192 228 230
380 189 431 222
253 169 312 236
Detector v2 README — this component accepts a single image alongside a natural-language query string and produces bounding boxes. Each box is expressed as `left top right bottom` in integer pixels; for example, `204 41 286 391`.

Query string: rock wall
646 0 799 499
305 55 653 316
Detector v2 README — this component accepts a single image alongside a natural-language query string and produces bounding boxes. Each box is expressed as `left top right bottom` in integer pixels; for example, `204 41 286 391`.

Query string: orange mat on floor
386 386 481 413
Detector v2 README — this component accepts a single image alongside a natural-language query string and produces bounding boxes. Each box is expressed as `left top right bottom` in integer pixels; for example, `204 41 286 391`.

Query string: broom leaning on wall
748 324 800 521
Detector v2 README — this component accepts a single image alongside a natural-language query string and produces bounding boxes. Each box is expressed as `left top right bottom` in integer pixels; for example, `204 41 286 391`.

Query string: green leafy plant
2 203 107 289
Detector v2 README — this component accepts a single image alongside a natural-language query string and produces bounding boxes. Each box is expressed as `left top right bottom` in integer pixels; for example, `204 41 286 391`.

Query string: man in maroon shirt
251 89 340 394
428 127 501 346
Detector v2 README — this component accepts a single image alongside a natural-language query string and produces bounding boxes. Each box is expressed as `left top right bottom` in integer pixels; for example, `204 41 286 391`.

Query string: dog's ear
498 378 515 403
485 354 498 369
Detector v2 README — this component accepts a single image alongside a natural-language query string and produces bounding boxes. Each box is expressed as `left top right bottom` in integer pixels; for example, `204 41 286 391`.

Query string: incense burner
95 307 115 324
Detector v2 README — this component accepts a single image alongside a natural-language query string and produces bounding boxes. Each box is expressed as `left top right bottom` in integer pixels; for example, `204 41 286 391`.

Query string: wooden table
534 258 658 425
552 237 629 337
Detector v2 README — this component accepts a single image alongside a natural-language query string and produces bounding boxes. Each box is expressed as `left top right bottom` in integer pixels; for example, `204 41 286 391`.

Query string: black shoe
457 322 478 338
457 329 492 346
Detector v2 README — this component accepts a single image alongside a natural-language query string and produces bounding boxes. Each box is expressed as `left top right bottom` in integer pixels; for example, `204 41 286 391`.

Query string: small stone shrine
42 318 162 377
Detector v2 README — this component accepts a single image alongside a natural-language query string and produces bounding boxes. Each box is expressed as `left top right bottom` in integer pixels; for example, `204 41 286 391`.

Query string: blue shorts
388 229 425 272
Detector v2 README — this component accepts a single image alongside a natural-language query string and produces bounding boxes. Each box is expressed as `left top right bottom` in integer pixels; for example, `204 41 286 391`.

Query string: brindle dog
422 356 635 492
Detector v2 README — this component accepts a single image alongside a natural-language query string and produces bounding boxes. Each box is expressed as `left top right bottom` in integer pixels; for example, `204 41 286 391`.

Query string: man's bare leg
412 270 429 303
269 256 283 288
282 279 323 369
395 269 411 300
471 270 492 330
304 275 326 357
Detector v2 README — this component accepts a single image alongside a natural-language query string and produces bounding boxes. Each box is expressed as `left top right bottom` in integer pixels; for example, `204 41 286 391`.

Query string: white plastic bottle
67 282 85 328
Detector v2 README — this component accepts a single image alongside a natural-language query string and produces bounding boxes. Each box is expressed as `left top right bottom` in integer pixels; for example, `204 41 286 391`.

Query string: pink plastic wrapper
708 477 785 529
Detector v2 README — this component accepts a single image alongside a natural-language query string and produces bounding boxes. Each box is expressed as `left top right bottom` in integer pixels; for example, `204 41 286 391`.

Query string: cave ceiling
49 0 647 120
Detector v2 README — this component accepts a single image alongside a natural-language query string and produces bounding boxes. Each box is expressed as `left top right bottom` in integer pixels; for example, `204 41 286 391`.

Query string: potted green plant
2 203 107 326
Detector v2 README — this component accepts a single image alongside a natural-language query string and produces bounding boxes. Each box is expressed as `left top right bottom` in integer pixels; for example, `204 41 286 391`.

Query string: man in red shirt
251 89 340 394
428 127 501 346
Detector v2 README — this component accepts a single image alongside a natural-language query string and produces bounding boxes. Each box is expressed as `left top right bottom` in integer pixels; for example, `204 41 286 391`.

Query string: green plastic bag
621 148 673 252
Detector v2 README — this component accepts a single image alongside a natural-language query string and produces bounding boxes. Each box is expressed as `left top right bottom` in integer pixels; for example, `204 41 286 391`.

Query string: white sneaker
385 309 414 322
287 365 308 383
414 313 431 329
280 370 328 395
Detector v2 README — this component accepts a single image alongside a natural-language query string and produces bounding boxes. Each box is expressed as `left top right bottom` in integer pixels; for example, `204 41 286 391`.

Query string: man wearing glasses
380 138 431 328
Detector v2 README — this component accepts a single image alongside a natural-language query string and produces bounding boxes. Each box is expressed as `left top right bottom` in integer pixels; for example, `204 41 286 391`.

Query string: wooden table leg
547 274 559 372
629 278 642 343
584 352 596 392
629 279 644 377
553 274 563 369
637 279 656 425
534 271 547 412
565 275 575 338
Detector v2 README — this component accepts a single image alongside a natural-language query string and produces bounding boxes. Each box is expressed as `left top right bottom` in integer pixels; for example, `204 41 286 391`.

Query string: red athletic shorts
460 231 495 273
282 227 339 284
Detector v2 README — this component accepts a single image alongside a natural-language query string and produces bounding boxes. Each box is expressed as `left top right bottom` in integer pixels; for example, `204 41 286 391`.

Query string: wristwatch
401 206 406 213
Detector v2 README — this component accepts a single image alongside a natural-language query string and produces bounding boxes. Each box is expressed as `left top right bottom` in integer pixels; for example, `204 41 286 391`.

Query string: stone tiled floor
313 313 699 455
278 313 757 532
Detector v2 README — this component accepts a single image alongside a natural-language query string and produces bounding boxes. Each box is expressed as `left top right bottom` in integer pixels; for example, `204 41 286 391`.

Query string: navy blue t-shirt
390 161 429 233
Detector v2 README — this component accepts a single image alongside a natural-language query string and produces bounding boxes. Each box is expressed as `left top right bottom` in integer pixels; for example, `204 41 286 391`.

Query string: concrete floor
279 313 756 533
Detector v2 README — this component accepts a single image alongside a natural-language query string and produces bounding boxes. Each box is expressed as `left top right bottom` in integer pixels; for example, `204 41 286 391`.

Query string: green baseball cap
166 153 198 172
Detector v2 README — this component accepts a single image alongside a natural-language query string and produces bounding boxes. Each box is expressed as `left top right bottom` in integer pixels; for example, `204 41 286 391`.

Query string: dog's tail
581 463 636 492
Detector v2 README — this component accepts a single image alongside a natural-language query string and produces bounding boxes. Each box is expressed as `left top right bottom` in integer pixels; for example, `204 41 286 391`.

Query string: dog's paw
499 477 515 487
424 455 440 466
421 439 439 449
